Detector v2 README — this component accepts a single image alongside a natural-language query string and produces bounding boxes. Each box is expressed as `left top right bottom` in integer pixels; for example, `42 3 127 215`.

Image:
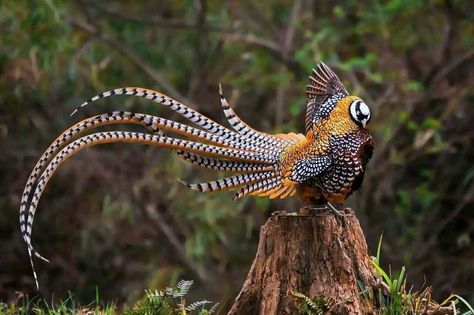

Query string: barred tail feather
20 109 276 252
218 85 288 147
28 248 39 290
71 87 239 140
234 176 296 200
20 130 278 289
22 130 274 256
148 115 277 155
175 150 273 173
70 87 289 152
19 111 165 255
71 88 233 137
180 172 274 193
233 177 281 200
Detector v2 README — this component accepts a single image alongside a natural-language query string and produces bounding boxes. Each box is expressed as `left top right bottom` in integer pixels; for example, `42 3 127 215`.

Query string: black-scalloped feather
305 62 348 133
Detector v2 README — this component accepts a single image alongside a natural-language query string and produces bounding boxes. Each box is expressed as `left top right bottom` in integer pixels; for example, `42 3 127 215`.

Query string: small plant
125 280 219 315
369 234 474 315
290 291 334 315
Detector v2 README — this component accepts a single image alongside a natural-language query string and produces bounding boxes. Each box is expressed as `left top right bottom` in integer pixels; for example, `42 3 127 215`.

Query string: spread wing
305 62 348 133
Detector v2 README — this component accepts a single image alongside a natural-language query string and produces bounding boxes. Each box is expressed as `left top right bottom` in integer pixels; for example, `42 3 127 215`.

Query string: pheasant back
19 62 373 289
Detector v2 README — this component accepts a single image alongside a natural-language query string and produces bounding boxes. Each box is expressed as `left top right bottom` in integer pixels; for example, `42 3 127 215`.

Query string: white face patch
349 99 371 127
359 102 370 116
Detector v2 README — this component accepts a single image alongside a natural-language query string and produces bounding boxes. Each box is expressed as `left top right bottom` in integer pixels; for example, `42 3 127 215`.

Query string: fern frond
185 300 212 311
209 303 220 314
291 291 318 310
166 280 194 298
177 280 193 296
291 291 334 315
125 289 173 315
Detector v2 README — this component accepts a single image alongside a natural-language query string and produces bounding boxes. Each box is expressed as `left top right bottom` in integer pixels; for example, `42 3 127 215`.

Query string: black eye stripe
355 100 362 110
356 101 368 118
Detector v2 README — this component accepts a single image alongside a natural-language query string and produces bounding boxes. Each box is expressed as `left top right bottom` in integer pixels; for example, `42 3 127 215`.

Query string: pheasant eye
349 99 371 127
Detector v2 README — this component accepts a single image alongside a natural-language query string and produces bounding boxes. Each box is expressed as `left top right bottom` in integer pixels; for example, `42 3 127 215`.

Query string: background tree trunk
228 208 380 315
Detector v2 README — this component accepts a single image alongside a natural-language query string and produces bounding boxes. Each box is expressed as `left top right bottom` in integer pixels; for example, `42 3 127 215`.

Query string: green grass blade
453 295 474 314
394 266 405 293
376 233 384 265
371 259 392 286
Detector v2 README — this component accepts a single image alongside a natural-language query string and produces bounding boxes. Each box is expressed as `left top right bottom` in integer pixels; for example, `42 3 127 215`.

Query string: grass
0 281 218 315
0 289 116 315
368 234 474 315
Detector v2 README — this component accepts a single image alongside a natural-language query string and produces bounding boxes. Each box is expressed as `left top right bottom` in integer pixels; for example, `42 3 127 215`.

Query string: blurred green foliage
0 0 473 311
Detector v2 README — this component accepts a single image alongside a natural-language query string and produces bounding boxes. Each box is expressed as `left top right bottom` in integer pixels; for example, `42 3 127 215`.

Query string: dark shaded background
1 0 473 309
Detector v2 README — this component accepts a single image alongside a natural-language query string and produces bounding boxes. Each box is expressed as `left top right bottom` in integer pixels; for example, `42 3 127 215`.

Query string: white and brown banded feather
305 62 348 132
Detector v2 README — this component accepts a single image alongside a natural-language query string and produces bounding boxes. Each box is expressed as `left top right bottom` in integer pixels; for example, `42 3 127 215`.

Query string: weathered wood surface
228 208 379 315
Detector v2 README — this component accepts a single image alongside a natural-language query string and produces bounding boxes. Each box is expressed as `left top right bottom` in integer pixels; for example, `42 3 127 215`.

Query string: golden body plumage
278 95 373 203
19 62 373 288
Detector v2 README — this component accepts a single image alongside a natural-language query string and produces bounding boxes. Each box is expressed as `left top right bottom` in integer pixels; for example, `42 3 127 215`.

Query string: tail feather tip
177 179 190 188
70 109 78 117
70 102 88 117
35 252 50 263
29 246 50 263
218 83 223 98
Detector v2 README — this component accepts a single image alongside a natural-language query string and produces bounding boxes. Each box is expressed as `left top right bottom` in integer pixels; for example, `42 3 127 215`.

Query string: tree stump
228 208 379 315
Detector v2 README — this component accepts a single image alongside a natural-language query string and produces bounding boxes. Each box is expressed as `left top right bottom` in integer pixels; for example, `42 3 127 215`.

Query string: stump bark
228 208 379 315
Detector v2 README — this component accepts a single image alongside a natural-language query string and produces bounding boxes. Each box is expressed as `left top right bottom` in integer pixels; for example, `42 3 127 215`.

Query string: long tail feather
148 115 277 155
180 172 274 193
175 150 273 173
70 88 234 138
21 129 277 288
218 85 289 147
233 177 281 200
20 110 279 258
19 112 160 263
19 111 169 257
22 130 274 256
70 87 288 151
